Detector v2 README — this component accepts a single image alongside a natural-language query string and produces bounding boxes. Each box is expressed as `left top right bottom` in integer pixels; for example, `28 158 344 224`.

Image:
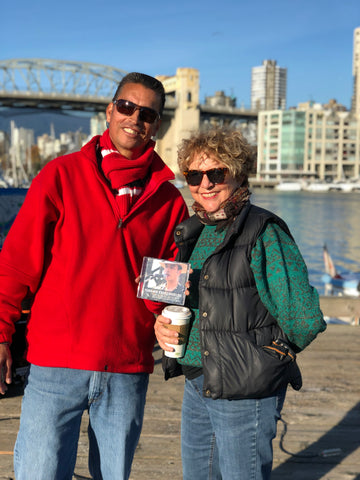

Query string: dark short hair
112 72 165 115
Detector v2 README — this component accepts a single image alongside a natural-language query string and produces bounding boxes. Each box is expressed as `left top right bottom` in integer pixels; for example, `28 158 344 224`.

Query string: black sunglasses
112 99 160 124
183 168 229 186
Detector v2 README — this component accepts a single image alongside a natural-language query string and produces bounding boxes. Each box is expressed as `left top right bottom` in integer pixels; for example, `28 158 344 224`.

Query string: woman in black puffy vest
155 126 326 480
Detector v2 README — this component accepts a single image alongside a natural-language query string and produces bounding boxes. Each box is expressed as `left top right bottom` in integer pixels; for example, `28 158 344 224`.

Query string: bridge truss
0 59 128 187
0 58 128 111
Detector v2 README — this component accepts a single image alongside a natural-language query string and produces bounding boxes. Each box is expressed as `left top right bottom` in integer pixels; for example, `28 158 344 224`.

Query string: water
2 187 360 296
251 189 360 294
0 188 28 247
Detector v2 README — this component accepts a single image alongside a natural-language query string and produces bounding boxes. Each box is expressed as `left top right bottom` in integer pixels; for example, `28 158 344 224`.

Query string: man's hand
154 314 179 352
0 344 12 394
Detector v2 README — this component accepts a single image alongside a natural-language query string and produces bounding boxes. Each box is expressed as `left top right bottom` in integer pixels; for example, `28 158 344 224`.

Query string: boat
275 181 303 192
322 245 360 297
302 178 360 193
321 245 360 325
330 180 360 192
304 181 330 192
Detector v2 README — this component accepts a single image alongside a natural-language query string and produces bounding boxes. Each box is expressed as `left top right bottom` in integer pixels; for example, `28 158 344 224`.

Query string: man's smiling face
106 82 161 159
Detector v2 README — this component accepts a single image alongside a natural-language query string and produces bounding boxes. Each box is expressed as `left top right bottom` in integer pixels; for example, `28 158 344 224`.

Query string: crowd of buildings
255 27 360 183
0 26 359 187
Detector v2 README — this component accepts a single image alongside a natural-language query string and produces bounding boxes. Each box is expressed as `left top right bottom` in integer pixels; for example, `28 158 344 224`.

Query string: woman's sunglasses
112 99 160 124
183 168 229 186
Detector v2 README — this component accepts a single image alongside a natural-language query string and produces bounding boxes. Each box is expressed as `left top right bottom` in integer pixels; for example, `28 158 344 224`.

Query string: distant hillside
0 108 92 139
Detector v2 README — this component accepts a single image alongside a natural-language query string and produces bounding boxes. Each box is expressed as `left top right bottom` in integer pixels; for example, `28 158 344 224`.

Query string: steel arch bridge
0 58 128 112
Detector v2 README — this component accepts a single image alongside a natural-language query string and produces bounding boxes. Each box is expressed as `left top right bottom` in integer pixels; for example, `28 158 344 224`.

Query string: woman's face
187 152 241 213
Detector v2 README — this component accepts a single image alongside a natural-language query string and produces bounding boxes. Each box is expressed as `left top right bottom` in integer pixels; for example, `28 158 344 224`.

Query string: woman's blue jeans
14 364 149 480
181 375 286 480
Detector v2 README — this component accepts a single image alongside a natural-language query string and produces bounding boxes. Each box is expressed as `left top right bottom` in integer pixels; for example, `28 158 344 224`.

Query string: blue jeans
14 365 149 480
181 375 286 480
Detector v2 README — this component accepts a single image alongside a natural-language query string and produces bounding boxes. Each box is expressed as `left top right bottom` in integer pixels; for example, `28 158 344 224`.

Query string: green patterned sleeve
250 222 326 351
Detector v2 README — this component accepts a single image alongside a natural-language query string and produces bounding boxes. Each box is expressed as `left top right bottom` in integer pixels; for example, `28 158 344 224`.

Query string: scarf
192 186 251 231
99 129 154 217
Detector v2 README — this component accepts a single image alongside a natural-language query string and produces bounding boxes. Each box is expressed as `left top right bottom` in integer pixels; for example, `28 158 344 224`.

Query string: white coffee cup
162 305 191 358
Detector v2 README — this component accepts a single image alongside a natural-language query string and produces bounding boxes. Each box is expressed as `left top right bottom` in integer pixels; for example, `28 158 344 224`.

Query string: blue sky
2 0 359 109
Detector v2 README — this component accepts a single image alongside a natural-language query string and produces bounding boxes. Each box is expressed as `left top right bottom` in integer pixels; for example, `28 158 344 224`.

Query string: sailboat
322 245 360 297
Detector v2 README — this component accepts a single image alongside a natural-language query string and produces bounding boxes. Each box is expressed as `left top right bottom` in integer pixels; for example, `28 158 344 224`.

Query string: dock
249 178 279 189
0 324 359 480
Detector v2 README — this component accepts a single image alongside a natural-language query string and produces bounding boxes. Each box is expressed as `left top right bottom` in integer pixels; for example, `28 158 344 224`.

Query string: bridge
0 59 257 176
0 58 128 112
0 58 177 115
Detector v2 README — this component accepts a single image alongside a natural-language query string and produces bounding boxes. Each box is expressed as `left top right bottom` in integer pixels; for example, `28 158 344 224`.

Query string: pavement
1 324 360 480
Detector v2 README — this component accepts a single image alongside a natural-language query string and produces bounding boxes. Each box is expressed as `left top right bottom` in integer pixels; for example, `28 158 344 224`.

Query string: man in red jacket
0 72 188 480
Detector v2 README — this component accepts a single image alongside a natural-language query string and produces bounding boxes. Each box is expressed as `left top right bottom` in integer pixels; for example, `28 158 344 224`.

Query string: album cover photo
137 257 191 305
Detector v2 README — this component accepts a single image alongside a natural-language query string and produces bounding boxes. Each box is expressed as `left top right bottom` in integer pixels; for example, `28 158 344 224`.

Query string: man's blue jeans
14 365 149 480
181 375 286 480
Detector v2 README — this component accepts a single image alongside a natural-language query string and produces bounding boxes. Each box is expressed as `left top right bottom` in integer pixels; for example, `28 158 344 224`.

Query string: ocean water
251 189 360 293
0 188 28 247
2 187 360 295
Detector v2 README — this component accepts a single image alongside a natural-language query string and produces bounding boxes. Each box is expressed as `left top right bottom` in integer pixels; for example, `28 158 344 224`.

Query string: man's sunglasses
112 99 160 124
183 168 229 186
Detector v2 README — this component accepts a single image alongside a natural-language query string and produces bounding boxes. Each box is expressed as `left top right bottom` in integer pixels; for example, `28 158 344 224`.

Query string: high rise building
351 27 360 117
251 60 287 111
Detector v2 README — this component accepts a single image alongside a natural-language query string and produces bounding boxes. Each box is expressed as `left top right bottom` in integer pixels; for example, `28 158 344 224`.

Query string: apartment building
302 105 360 180
257 104 360 181
257 109 306 180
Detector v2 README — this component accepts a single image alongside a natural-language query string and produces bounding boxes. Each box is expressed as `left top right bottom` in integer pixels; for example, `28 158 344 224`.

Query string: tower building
351 27 360 117
251 60 287 111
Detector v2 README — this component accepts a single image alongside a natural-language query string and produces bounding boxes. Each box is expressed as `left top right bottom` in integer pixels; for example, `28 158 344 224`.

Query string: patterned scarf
99 129 154 217
192 185 251 230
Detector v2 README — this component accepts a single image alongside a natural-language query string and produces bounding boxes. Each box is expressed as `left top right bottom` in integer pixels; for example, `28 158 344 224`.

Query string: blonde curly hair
177 126 255 183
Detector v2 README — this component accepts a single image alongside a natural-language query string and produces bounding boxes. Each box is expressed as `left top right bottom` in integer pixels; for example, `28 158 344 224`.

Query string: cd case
137 257 191 305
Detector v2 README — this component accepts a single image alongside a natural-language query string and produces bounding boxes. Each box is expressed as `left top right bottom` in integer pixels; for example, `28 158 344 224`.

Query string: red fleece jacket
0 136 189 373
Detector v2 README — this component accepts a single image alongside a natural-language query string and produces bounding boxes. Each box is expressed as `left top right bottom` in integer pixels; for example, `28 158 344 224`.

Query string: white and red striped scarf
99 129 154 217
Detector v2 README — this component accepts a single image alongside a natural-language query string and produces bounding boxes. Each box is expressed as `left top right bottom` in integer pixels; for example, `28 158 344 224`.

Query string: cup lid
163 305 190 314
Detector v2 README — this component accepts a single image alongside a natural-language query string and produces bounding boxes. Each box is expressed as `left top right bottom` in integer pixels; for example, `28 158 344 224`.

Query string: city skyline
1 0 359 110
